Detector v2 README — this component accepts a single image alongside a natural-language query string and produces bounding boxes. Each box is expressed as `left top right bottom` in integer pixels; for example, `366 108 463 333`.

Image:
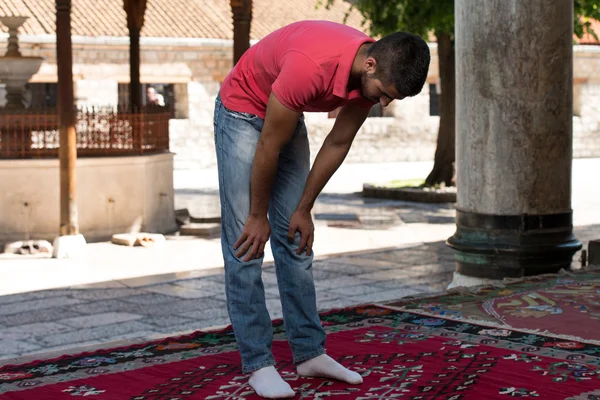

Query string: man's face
360 59 405 107
147 88 157 101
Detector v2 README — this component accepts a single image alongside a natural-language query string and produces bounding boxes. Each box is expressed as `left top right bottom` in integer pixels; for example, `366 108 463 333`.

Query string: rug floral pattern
1 305 600 399
387 270 600 343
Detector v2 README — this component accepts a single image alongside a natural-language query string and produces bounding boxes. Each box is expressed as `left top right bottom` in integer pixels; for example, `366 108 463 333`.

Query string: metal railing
0 106 170 159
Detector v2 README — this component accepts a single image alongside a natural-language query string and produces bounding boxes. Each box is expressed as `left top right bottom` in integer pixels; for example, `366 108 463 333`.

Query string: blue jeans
213 95 326 373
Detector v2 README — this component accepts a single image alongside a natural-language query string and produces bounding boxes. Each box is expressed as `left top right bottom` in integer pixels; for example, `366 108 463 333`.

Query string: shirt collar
333 36 376 99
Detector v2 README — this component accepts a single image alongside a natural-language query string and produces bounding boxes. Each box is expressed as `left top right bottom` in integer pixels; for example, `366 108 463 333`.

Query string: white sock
248 366 295 399
297 354 363 384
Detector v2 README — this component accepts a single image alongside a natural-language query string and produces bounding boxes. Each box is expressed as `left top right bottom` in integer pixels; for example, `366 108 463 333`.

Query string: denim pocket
225 107 258 121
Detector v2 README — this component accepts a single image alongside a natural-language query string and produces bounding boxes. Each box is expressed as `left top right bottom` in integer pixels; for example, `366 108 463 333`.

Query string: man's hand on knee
234 215 271 262
288 209 315 256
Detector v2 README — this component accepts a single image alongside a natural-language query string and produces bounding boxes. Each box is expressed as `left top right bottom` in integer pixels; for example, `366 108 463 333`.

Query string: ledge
362 183 457 203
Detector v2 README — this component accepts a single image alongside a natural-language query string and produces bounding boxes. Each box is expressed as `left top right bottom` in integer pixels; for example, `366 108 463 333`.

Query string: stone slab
0 306 82 327
3 240 52 255
38 321 158 348
58 312 143 329
314 213 359 221
363 184 457 203
145 284 220 299
179 223 221 237
0 297 83 316
111 233 166 247
0 340 41 357
0 322 72 341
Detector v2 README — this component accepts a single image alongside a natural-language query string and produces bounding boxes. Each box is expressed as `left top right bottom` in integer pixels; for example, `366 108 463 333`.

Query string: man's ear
364 57 377 73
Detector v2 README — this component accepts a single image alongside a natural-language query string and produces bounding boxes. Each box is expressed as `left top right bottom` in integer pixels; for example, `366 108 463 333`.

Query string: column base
52 234 87 259
447 210 582 280
447 271 503 289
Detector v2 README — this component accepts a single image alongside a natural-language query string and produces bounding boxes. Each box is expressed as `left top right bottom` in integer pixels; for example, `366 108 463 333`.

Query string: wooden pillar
124 0 147 111
231 0 252 65
56 0 78 235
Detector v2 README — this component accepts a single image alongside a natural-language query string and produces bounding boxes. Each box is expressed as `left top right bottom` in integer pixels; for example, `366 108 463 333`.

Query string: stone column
448 0 581 285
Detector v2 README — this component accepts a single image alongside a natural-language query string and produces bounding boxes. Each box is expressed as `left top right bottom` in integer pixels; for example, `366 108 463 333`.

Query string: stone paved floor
0 241 455 362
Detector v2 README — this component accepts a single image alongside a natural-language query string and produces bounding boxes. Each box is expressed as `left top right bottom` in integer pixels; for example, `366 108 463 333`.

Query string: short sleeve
271 51 324 112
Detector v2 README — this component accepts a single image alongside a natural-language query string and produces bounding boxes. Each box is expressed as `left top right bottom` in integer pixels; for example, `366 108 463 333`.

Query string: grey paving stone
69 281 129 289
314 276 370 290
0 306 82 327
355 264 449 282
316 299 355 312
58 312 143 329
203 272 226 284
173 279 225 293
327 284 391 297
39 321 158 348
140 315 200 328
151 318 231 334
345 286 427 304
0 297 84 316
265 298 283 315
122 293 183 305
70 297 226 317
316 290 344 303
178 307 230 321
69 299 135 315
372 276 452 291
0 322 73 341
315 261 375 276
311 268 347 280
67 288 147 301
319 257 399 273
145 284 220 299
0 340 42 356
0 291 67 305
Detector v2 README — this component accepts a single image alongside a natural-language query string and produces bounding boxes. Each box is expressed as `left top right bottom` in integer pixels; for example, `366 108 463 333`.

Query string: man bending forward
214 20 430 398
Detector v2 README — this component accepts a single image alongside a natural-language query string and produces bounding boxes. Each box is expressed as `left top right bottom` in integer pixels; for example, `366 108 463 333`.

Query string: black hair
367 32 431 97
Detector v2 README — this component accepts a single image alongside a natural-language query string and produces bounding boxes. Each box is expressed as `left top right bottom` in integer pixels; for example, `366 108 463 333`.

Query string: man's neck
348 43 371 91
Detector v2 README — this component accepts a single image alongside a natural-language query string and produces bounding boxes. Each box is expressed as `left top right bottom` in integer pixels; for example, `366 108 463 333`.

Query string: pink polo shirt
219 20 376 119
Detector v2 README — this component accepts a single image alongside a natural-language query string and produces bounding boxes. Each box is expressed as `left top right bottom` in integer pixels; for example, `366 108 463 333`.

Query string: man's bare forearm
249 138 281 217
296 138 351 213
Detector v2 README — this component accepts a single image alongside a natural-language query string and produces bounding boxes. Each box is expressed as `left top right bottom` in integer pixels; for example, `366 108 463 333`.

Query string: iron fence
0 106 170 159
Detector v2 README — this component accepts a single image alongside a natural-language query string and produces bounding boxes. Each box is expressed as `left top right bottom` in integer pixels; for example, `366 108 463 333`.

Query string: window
118 83 176 117
26 83 58 108
429 83 440 116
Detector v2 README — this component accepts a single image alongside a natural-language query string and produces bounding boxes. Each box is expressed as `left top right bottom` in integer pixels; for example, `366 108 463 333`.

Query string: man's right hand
234 215 271 262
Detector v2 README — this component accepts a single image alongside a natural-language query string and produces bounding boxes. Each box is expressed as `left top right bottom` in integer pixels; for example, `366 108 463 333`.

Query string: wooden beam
124 0 147 111
56 0 79 236
231 0 252 65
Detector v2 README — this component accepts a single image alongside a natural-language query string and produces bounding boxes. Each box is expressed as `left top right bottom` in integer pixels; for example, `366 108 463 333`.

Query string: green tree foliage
324 0 598 42
574 0 600 40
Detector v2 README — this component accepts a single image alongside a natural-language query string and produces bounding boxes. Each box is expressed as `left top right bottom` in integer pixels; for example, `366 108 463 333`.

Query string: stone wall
4 38 600 170
574 83 600 158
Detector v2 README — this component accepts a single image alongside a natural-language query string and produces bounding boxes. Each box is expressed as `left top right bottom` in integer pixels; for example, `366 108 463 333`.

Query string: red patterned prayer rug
386 269 600 344
1 305 600 399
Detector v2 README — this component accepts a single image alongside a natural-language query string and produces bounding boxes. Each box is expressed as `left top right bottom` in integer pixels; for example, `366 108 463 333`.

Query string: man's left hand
287 209 314 256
